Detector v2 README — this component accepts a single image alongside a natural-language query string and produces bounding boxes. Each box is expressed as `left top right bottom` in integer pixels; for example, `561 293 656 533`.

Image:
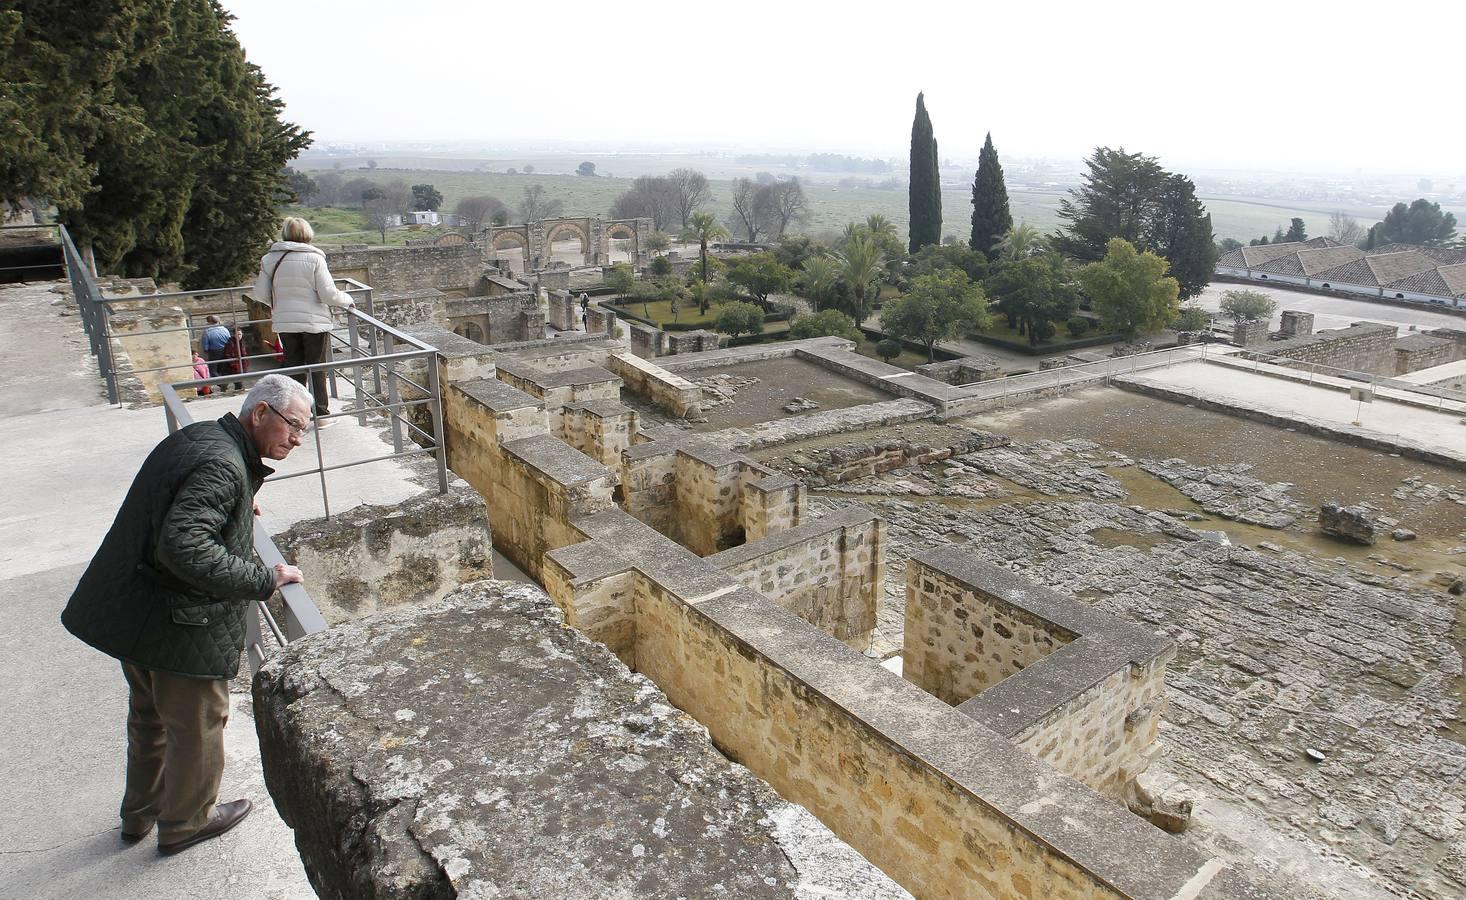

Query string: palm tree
682 211 728 284
992 223 1045 261
838 233 884 325
865 214 898 242
801 256 839 309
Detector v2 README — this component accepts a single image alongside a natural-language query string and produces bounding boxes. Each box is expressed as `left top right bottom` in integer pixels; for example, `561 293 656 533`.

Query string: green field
291 164 1456 247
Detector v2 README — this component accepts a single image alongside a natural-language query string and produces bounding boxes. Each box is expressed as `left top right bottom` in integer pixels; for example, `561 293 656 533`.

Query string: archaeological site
5 219 1466 900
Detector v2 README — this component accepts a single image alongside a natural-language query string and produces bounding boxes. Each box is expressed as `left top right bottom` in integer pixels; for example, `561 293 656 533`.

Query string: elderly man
62 374 312 855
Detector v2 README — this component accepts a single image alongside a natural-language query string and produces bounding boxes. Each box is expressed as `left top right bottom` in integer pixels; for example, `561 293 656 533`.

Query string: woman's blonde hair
281 216 314 243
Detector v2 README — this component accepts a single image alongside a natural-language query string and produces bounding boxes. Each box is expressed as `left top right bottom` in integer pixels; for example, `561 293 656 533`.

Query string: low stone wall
1232 320 1270 348
1250 322 1397 375
547 288 577 331
707 505 881 650
605 351 702 418
271 482 492 624
494 357 622 422
1394 333 1455 375
370 288 447 329
799 433 1009 486
626 319 665 358
707 399 937 452
905 549 1174 799
253 581 909 900
916 355 1005 385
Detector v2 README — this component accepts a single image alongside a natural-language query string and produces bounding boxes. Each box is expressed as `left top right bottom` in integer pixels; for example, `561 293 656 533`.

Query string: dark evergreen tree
4 0 308 287
1372 199 1458 246
908 92 941 254
969 132 1012 261
1149 175 1218 301
1284 217 1306 243
1052 147 1166 261
1272 225 1286 244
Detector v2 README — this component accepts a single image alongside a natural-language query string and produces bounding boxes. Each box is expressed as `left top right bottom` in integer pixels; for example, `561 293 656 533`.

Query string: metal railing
1223 346 1466 411
975 343 1214 405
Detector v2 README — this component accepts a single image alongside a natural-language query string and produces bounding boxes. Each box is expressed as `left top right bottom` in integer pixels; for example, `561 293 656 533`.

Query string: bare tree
1329 210 1364 246
769 178 810 238
730 178 767 242
380 179 413 216
666 168 712 230
518 184 563 223
312 171 344 207
609 176 678 231
363 198 398 244
455 195 507 233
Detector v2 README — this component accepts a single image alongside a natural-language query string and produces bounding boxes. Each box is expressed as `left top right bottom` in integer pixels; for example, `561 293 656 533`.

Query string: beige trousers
119 662 231 842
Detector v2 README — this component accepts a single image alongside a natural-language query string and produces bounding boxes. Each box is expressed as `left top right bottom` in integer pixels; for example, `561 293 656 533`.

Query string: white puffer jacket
253 241 354 333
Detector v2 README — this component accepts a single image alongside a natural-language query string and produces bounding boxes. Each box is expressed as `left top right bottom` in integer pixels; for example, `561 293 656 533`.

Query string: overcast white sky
222 0 1464 175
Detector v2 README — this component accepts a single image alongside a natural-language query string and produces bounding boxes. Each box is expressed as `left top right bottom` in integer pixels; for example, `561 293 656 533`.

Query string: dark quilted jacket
62 414 277 678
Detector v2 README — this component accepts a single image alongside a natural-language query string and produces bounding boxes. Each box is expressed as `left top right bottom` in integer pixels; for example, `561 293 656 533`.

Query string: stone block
1318 503 1378 544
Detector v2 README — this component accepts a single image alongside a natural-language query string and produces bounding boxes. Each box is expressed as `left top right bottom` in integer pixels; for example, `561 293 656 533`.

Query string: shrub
876 338 902 363
649 255 672 276
1172 305 1211 331
714 301 766 340
789 309 862 342
1066 316 1090 338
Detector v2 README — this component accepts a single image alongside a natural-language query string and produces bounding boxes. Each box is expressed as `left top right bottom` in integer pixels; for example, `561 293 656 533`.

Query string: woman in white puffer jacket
254 217 355 424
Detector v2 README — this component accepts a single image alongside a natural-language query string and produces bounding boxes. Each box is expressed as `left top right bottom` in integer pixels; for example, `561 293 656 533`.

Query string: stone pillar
547 290 577 331
586 305 618 336
1233 319 1271 348
1278 310 1314 338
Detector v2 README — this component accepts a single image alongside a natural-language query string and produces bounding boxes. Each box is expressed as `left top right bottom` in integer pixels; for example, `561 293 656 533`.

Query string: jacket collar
219 412 275 481
268 240 325 258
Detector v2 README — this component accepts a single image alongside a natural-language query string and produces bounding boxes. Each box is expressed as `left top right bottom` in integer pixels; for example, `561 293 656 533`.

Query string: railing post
245 601 265 673
384 332 404 454
427 354 449 494
347 313 367 425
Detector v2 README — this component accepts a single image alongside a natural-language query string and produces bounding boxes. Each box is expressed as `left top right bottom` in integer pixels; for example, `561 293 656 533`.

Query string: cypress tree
908 92 941 254
1149 174 1217 301
969 132 1012 260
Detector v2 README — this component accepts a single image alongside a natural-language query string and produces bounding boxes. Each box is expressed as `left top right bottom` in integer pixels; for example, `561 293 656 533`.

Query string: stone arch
490 229 529 251
436 232 468 247
604 222 636 241
543 221 591 257
454 321 484 343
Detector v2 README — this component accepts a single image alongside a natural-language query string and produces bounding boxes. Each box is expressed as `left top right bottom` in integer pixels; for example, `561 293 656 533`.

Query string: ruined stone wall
675 450 748 554
802 434 1008 486
325 244 482 295
605 351 702 418
539 544 639 663
907 549 1174 801
370 289 447 329
1394 335 1455 375
1003 655 1167 797
446 294 541 344
1231 320 1271 348
1254 322 1397 375
741 472 803 541
708 506 883 650
547 289 578 331
620 445 680 543
272 484 492 625
629 582 1204 900
626 320 666 358
558 400 638 468
916 356 1005 385
904 562 1075 705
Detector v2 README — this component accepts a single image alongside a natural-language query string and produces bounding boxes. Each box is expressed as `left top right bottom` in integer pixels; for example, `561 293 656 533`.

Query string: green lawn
969 318 1114 352
607 298 721 328
853 337 931 371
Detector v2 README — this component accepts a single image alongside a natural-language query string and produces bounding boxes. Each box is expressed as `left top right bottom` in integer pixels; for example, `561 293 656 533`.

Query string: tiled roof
1386 269 1453 296
1439 264 1466 297
1370 243 1466 264
1366 251 1441 285
1312 257 1382 286
1251 245 1362 277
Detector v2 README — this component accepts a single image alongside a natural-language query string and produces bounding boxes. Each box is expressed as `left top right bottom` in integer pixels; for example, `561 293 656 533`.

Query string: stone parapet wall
707 505 882 650
324 244 482 295
904 548 1174 799
271 481 492 625
1250 322 1397 375
605 351 702 418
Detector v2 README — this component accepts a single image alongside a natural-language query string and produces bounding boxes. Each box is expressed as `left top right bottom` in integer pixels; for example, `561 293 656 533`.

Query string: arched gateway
484 216 650 270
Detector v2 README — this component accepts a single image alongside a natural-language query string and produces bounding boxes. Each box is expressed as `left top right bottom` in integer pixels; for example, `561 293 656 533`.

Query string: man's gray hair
240 374 311 419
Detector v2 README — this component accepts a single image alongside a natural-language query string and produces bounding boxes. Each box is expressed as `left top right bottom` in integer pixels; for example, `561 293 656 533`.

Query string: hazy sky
223 0 1464 175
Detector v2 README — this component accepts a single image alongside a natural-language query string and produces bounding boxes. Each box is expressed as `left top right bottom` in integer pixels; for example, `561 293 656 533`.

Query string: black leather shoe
120 824 154 843
157 799 252 855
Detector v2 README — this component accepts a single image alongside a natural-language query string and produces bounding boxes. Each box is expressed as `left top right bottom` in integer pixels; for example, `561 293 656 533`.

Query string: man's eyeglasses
267 403 308 436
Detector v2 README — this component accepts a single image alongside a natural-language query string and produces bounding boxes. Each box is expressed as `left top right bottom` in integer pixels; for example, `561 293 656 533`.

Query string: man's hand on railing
274 563 304 589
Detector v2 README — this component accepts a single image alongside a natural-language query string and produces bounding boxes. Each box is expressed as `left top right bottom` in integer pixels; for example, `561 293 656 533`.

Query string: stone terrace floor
0 279 480 899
